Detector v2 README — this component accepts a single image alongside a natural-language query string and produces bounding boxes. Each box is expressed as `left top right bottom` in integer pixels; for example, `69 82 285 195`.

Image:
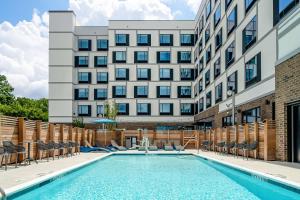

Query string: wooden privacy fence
0 115 277 162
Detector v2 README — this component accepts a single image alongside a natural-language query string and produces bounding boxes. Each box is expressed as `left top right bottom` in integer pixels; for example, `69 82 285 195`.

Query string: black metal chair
2 141 26 167
0 146 8 170
48 141 61 159
201 140 212 151
58 141 68 157
232 141 247 158
36 140 51 162
215 141 225 154
243 141 258 160
224 141 236 155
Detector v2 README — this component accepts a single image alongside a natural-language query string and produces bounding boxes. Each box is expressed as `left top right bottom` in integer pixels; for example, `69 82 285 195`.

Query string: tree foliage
72 117 85 128
104 101 118 120
0 75 15 104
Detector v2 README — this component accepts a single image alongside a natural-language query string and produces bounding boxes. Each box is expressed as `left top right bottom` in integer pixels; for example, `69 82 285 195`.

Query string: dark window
227 71 238 94
160 68 173 80
180 68 194 80
78 72 91 84
199 98 204 112
199 79 203 93
243 16 257 53
194 84 198 97
215 29 222 52
157 86 171 98
94 88 107 100
94 56 107 67
245 52 261 88
225 0 233 10
214 58 221 79
134 86 148 98
160 34 173 46
274 0 299 25
205 24 210 43
215 83 223 103
199 16 204 33
206 91 212 109
97 39 108 51
75 88 89 100
157 51 171 63
160 103 173 115
198 57 204 73
116 68 129 81
180 34 194 46
223 115 234 127
245 0 256 13
137 34 151 46
181 103 194 115
206 0 211 19
97 105 104 116
205 70 210 86
117 103 129 115
112 51 126 63
242 107 261 123
206 45 211 64
78 39 91 51
137 68 151 80
97 72 108 84
227 6 237 36
225 41 235 68
78 105 91 116
113 86 126 98
115 34 129 46
178 86 191 98
198 39 203 55
75 56 88 67
214 5 221 27
137 103 151 115
178 51 191 63
134 51 148 63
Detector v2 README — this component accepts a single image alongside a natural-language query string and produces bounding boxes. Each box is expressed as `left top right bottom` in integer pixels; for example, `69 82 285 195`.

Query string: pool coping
1 152 300 199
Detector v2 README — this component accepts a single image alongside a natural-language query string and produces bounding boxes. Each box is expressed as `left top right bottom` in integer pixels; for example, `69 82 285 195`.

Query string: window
245 0 256 13
78 39 91 51
199 98 204 112
97 39 108 51
227 6 237 36
198 57 204 73
75 88 89 100
225 0 233 10
97 72 108 84
194 84 198 97
113 51 126 63
178 86 191 98
180 34 194 46
199 16 204 32
157 86 171 98
225 41 235 68
115 34 129 46
75 56 88 67
137 103 151 115
134 51 148 63
160 34 173 46
157 51 171 63
205 24 210 42
227 71 238 94
134 86 148 98
206 45 211 64
137 34 151 46
94 56 107 67
116 68 129 81
78 105 91 116
178 51 191 63
223 115 234 127
181 104 193 115
215 83 223 103
214 58 221 79
206 0 211 19
94 89 107 100
242 107 261 123
113 86 126 98
198 39 203 55
274 0 299 25
206 91 212 109
205 70 210 86
214 5 221 27
78 72 91 84
160 103 173 115
160 68 173 80
180 68 194 80
117 103 129 115
137 68 151 80
245 53 261 88
215 29 222 51
243 16 257 53
199 79 203 93
97 105 104 116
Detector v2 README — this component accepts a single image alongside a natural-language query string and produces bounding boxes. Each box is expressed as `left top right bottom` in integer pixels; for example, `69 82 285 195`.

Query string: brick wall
275 53 300 161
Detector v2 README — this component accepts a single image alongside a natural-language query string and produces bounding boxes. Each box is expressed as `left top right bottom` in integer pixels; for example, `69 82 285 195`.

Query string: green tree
104 101 118 120
0 75 15 104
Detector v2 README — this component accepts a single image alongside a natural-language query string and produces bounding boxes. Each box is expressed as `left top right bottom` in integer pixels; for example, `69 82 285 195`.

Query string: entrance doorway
288 102 300 162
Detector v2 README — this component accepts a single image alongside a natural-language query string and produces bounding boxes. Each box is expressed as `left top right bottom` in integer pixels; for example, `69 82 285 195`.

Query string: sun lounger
173 140 184 151
80 146 110 153
148 141 158 151
95 141 116 152
111 140 127 151
163 141 174 151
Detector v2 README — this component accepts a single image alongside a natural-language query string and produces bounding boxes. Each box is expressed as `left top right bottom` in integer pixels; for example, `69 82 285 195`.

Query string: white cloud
0 10 49 99
185 0 203 13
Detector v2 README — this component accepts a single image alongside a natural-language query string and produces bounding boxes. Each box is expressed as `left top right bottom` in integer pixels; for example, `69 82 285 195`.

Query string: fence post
235 125 239 143
121 130 124 146
180 130 184 146
18 117 26 161
226 126 230 144
244 124 249 143
254 122 259 159
36 120 41 141
59 124 64 142
68 126 72 141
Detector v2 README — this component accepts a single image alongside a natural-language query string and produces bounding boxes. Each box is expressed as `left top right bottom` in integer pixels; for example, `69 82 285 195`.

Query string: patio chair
0 146 8 171
224 141 236 155
95 141 115 152
232 141 247 158
111 140 127 151
2 141 26 168
59 141 70 157
201 140 212 151
48 141 61 159
148 141 158 151
243 141 258 160
173 140 184 151
215 141 225 154
163 141 174 151
36 140 51 162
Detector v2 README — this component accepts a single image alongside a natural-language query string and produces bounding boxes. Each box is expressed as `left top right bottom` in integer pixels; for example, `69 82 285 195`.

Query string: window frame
242 16 257 53
227 6 238 36
115 34 129 46
245 52 261 88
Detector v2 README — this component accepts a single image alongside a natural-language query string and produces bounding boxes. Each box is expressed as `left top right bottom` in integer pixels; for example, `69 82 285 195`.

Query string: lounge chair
243 141 258 160
138 146 146 151
95 141 116 152
0 146 8 171
2 141 26 167
80 146 110 153
173 140 184 151
163 141 174 151
111 140 127 151
148 141 158 151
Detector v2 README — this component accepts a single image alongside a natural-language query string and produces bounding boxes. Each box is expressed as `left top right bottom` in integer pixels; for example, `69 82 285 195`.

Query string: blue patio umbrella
94 118 117 145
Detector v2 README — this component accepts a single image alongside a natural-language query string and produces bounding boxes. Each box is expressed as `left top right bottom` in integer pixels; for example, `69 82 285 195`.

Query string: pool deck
1 150 300 197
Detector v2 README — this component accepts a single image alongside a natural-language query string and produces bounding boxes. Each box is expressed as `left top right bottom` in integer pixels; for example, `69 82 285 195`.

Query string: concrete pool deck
1 150 300 195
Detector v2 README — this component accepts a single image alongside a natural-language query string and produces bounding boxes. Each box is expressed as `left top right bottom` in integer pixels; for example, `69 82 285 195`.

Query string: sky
0 0 202 99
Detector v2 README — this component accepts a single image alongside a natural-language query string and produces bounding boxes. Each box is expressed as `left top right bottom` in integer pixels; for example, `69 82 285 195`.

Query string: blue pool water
10 155 300 200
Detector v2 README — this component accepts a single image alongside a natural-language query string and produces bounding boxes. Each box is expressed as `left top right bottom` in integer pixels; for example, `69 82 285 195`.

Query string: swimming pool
7 154 300 200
